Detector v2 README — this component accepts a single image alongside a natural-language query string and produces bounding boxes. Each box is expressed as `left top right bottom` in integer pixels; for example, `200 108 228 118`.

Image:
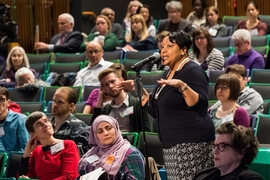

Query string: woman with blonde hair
123 14 156 51
81 15 118 51
1 46 36 85
122 0 142 30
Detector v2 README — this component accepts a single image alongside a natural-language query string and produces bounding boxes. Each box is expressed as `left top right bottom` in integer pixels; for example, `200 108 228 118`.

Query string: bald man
90 7 123 40
73 41 113 87
34 13 83 53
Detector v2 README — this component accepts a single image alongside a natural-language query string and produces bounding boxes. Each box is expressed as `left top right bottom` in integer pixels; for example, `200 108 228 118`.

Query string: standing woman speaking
145 31 215 179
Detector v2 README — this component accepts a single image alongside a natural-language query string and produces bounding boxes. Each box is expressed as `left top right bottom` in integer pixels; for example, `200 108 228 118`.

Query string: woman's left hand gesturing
157 78 184 88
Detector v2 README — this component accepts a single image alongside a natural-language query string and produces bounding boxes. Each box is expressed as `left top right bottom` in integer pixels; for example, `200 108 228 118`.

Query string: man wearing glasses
74 41 113 87
0 87 29 153
226 29 265 74
90 7 123 41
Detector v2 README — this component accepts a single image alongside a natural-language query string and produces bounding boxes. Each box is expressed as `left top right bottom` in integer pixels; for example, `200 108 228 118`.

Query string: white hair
232 29 251 42
15 67 35 85
59 13 75 27
166 1 183 12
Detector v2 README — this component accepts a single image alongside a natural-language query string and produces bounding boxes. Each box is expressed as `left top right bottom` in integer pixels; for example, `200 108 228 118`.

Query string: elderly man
90 7 123 40
34 13 83 53
74 41 113 87
226 29 265 72
158 1 193 33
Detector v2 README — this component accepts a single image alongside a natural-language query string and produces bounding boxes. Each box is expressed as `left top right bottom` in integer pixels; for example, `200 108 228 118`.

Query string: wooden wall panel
51 0 70 35
256 0 270 15
216 0 235 17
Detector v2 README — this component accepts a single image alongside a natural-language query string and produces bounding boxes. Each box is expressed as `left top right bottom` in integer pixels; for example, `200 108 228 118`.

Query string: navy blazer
50 31 83 53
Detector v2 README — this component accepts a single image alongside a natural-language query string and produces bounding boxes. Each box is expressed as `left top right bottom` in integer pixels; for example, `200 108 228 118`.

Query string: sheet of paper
80 167 105 180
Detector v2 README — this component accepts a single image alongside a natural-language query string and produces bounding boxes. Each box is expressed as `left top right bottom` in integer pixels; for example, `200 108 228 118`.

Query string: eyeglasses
0 97 6 103
195 36 206 41
215 85 229 91
233 42 246 47
86 50 102 54
34 118 50 128
212 142 232 152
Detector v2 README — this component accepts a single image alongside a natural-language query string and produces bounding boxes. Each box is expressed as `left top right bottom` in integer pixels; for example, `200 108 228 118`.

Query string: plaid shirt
51 113 90 153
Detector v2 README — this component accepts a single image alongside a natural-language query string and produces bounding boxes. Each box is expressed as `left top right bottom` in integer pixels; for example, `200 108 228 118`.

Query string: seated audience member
201 6 227 37
83 63 126 114
138 4 156 37
210 64 264 117
15 67 49 90
158 1 193 34
189 27 224 70
90 68 152 132
51 87 90 153
1 46 36 86
236 2 267 36
122 0 142 30
193 122 263 180
78 115 145 179
226 29 265 72
90 7 123 41
81 15 118 52
0 86 29 153
19 111 80 180
74 41 113 87
208 74 250 129
187 0 207 28
123 14 157 51
34 13 83 53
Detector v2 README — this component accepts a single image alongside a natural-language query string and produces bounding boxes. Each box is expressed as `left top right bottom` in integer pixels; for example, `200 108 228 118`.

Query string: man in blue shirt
0 87 29 153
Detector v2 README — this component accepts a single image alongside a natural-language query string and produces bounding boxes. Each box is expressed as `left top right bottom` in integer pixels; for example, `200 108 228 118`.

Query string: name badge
209 28 218 36
122 106 134 117
222 113 233 124
249 29 259 36
0 127 4 137
86 154 100 164
51 141 64 155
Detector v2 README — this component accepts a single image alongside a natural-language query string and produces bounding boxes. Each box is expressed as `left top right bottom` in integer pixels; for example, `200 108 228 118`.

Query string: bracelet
179 84 188 93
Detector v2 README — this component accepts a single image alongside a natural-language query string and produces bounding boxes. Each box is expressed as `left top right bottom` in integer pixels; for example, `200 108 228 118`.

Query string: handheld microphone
131 52 160 71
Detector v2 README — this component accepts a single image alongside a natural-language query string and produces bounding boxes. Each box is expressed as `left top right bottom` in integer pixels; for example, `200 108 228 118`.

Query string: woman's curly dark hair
216 122 259 165
168 30 192 51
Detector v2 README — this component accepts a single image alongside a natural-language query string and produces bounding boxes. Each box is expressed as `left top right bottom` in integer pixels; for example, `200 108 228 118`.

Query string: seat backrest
16 101 45 114
74 113 93 126
103 51 123 61
249 83 270 100
250 69 270 84
43 86 82 104
54 53 86 63
259 15 270 26
263 101 270 114
217 47 232 58
75 102 86 113
226 26 233 36
251 35 269 47
124 50 159 60
82 86 100 101
213 36 232 48
122 132 139 146
208 83 217 101
255 114 270 144
137 132 164 166
5 152 23 178
30 62 47 75
223 16 246 27
127 71 163 86
27 53 52 64
0 153 7 178
208 70 225 84
48 62 83 74
8 87 44 102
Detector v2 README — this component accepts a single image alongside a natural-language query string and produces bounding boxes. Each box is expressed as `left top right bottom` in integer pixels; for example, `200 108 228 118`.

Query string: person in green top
81 15 118 52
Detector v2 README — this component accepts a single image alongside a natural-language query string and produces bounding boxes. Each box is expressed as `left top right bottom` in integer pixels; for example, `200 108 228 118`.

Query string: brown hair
98 68 122 83
56 87 77 113
215 74 240 101
205 6 223 26
25 111 47 133
96 15 112 32
216 122 259 165
225 64 247 78
125 14 148 42
109 63 127 80
0 87 9 99
192 27 214 56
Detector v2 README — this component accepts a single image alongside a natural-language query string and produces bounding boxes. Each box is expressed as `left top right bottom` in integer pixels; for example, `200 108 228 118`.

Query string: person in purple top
226 29 265 74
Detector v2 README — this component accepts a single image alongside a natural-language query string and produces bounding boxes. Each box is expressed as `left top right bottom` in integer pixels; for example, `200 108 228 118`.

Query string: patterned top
187 11 206 27
189 48 225 70
50 113 90 153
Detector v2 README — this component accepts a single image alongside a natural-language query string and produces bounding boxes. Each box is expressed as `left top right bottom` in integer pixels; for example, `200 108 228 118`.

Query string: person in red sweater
18 111 80 180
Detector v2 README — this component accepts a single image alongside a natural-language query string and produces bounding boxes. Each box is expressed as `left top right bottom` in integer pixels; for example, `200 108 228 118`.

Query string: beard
107 89 121 98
